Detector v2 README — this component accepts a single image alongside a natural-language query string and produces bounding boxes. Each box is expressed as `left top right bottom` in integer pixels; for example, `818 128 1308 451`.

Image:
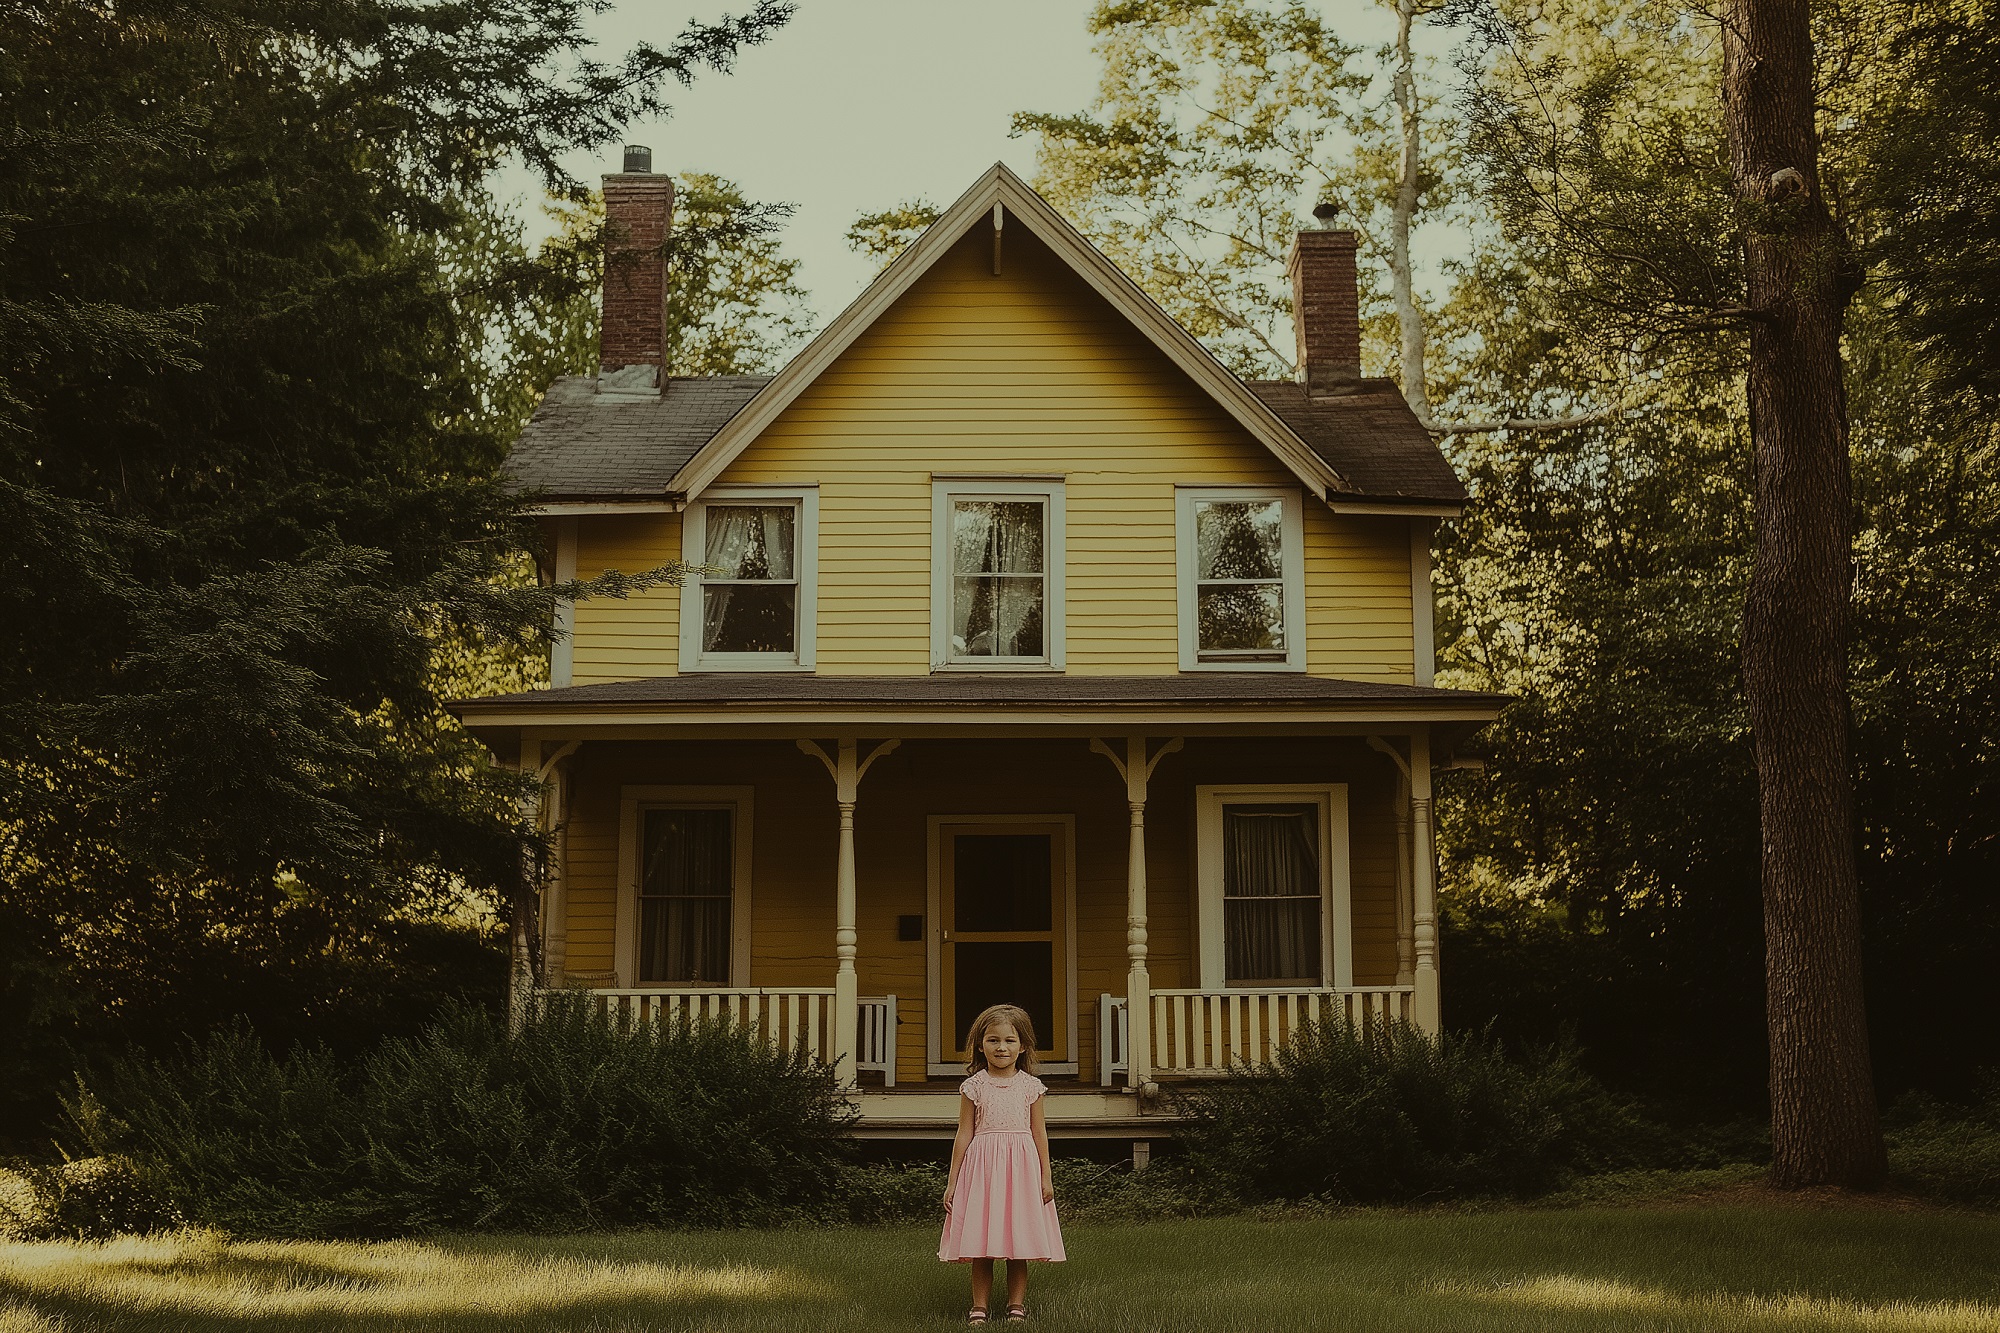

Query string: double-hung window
618 786 753 988
932 480 1065 670
682 488 817 670
1195 785 1351 990
1176 488 1306 671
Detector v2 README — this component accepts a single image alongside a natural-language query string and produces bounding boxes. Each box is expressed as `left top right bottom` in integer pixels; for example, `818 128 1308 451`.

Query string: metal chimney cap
1312 199 1341 228
622 144 653 173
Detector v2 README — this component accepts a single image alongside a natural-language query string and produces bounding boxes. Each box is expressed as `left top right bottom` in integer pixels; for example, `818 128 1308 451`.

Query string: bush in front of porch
1176 1021 1685 1205
70 994 854 1239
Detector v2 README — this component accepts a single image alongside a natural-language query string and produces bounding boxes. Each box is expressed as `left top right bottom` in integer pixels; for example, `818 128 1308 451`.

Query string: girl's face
980 1021 1023 1072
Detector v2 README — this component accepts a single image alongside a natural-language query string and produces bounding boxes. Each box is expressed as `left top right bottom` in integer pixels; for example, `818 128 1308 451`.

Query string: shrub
74 993 855 1238
0 1157 179 1240
1886 1076 2000 1208
1175 1021 1663 1204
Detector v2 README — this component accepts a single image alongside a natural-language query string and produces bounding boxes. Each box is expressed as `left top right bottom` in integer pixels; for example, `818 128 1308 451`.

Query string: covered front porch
456 676 1501 1137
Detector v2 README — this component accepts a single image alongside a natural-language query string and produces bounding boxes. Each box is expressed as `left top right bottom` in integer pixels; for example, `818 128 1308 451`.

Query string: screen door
937 823 1069 1064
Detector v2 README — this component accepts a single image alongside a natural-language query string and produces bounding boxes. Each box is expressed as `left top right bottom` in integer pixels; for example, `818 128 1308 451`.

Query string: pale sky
510 0 1399 323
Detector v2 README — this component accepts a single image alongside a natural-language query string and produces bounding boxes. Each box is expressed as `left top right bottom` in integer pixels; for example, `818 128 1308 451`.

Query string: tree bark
1722 0 1885 1189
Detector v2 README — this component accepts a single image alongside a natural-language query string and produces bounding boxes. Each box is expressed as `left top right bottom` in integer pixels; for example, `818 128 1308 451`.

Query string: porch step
850 1089 1183 1140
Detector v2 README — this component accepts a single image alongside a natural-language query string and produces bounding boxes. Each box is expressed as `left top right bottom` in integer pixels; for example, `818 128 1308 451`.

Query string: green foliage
0 0 790 1148
74 995 855 1239
845 200 944 266
1884 1075 2000 1208
1176 1021 1674 1204
0 1156 180 1241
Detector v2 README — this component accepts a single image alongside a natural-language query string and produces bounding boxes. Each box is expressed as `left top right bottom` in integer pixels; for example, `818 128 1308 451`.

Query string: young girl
938 1003 1065 1324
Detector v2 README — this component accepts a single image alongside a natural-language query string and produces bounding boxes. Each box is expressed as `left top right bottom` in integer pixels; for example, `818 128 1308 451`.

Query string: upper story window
932 479 1066 670
1176 487 1306 672
682 488 818 671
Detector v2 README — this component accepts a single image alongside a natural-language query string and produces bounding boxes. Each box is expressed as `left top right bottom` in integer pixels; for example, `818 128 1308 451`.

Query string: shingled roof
1248 380 1466 504
506 374 769 500
509 370 1463 507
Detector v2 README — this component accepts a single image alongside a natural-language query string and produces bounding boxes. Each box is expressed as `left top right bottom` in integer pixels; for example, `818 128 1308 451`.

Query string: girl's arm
1031 1095 1055 1204
943 1092 975 1207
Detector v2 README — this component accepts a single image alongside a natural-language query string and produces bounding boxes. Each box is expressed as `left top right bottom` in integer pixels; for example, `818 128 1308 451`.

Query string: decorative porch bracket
798 737 902 1086
1367 731 1439 1035
1089 735 1183 1090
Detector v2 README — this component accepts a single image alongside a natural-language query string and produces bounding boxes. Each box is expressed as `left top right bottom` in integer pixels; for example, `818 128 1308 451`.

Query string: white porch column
512 738 580 1028
542 746 580 983
1090 735 1182 1090
800 737 900 1086
1367 736 1417 987
1410 728 1441 1034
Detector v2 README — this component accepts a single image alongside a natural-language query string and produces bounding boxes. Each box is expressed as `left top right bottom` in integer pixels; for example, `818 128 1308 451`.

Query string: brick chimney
598 145 673 393
1287 213 1361 397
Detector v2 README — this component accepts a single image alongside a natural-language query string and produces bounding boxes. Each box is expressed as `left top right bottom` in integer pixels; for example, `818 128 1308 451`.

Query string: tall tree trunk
1387 0 1435 425
1722 0 1885 1189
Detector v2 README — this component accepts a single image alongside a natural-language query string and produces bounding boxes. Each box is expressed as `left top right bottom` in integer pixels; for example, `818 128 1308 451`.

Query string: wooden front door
934 821 1071 1069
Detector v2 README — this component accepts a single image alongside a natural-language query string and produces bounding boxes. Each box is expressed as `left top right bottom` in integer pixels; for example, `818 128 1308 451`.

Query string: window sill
681 661 816 674
1178 659 1307 673
930 661 1065 674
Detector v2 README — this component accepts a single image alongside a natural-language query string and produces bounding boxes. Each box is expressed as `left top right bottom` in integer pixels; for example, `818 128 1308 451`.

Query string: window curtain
952 500 1044 657
702 505 795 654
1222 805 1321 983
638 808 733 984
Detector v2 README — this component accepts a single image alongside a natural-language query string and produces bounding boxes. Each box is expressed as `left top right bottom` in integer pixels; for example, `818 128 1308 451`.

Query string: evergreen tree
0 0 791 1146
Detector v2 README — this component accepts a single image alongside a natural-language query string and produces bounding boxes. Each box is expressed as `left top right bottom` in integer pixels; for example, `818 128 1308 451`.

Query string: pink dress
937 1069 1066 1262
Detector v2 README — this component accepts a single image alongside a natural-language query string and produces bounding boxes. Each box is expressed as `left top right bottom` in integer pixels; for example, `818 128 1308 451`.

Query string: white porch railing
586 988 896 1085
1099 986 1416 1084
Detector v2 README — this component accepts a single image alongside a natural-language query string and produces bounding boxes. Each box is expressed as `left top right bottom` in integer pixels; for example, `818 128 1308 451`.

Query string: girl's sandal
1004 1305 1029 1322
966 1308 989 1325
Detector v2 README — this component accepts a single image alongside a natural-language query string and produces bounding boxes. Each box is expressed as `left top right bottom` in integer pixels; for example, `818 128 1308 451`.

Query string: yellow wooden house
451 156 1502 1142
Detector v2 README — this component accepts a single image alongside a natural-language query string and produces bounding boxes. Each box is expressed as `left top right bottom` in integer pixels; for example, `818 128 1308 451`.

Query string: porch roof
450 674 1505 744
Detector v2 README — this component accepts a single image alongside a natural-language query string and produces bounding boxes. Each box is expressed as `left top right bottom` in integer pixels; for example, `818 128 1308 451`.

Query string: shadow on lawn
0 1232 840 1332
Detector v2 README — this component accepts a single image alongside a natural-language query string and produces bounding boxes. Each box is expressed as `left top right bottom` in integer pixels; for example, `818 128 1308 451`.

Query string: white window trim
616 785 755 988
680 486 818 672
931 479 1066 672
1176 486 1308 672
1194 783 1351 991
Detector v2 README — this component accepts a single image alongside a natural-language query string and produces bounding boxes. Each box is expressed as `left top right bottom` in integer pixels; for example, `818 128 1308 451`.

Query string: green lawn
3 1201 1997 1333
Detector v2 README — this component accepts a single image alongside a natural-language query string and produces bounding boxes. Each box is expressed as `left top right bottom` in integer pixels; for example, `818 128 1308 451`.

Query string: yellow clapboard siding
565 223 1416 684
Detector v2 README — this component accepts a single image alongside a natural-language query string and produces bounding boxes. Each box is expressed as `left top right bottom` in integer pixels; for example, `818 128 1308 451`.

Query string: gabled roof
667 163 1348 501
505 164 1467 511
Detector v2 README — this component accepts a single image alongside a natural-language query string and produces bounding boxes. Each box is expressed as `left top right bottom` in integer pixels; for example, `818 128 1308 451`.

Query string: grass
2 1195 1998 1332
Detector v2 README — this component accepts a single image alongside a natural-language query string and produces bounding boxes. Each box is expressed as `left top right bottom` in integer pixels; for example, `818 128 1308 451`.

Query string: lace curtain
951 500 1045 657
1222 804 1322 983
702 504 796 655
638 808 733 984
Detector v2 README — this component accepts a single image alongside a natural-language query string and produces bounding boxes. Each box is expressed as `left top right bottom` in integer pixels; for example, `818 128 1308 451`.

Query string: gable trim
669 164 1351 502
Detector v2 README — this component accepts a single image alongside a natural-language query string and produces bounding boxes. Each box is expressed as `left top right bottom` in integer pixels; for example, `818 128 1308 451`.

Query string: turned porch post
799 737 900 1086
1367 736 1417 987
1090 734 1182 1089
1409 728 1441 1034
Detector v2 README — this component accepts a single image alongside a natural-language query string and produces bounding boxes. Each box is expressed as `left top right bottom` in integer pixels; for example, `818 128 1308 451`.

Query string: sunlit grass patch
0 1231 826 1324
1464 1272 2000 1332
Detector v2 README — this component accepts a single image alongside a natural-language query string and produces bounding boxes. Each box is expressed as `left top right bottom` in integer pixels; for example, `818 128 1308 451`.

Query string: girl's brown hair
964 1004 1040 1075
